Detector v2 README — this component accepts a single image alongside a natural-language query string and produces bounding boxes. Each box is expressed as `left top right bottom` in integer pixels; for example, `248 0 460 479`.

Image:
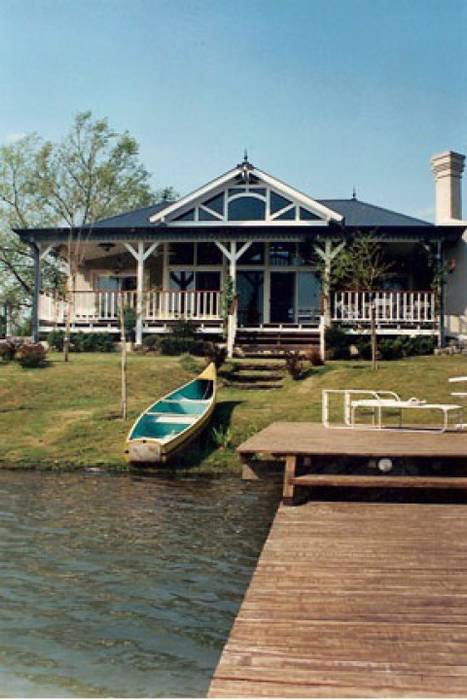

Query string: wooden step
224 382 284 390
292 474 467 490
231 362 286 371
227 372 284 383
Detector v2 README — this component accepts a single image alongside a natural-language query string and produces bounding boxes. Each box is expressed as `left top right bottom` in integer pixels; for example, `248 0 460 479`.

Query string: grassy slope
0 352 465 472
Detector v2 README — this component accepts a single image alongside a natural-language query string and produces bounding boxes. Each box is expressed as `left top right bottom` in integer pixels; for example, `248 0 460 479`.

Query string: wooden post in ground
119 295 128 421
283 454 297 506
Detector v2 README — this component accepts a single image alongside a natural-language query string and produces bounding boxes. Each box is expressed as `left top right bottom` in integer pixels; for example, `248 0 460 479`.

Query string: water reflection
0 471 280 697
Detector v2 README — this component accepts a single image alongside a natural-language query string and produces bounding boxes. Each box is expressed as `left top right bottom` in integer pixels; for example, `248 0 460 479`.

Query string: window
196 271 221 290
228 196 265 220
168 243 194 265
269 242 297 266
237 242 264 264
197 243 223 265
169 271 194 291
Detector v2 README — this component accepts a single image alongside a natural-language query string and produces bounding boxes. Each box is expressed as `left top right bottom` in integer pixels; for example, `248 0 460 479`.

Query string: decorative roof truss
150 163 343 227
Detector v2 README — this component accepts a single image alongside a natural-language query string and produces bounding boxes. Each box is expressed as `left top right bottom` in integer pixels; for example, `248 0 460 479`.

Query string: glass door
270 272 295 323
237 271 264 326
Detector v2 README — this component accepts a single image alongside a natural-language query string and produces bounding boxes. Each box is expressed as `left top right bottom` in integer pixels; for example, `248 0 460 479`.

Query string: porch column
31 242 40 342
437 240 445 348
215 241 252 357
124 242 160 346
313 240 345 327
313 240 345 360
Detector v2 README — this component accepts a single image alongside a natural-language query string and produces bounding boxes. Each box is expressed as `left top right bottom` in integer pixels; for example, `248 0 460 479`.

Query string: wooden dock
209 500 467 697
239 423 467 504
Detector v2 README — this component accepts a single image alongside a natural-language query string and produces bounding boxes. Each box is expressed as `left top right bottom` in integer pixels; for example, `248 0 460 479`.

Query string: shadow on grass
131 400 244 473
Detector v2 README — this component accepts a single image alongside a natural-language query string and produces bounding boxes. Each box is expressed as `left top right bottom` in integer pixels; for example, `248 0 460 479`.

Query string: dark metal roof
318 199 433 227
91 197 434 229
92 200 169 228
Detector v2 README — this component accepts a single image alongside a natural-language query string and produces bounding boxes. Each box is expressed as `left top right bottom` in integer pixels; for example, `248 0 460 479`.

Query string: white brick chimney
431 151 465 223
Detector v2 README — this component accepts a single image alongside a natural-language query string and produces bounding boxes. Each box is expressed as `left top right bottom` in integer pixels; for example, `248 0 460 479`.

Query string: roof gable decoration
149 162 344 227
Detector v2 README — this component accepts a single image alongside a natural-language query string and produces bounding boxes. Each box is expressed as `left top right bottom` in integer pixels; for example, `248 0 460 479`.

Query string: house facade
15 151 466 354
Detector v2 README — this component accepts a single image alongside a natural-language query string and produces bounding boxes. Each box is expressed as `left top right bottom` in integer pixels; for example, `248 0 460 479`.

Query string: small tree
330 233 393 369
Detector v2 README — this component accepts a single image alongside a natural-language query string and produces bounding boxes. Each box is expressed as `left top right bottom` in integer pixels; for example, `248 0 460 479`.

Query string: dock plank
209 501 467 697
237 422 467 458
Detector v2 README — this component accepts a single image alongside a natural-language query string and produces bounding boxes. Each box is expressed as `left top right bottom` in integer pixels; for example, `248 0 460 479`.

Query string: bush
402 336 435 357
356 338 372 360
142 334 160 351
378 338 404 360
285 350 304 380
0 340 16 362
171 320 197 342
15 343 47 368
48 330 114 353
47 330 65 351
123 307 136 341
203 342 227 369
158 337 204 356
325 326 350 360
305 347 324 366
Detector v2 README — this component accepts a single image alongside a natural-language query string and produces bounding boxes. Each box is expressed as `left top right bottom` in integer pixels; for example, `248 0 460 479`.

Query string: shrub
158 337 204 356
47 330 114 352
305 347 324 366
71 332 115 353
356 338 372 360
325 326 350 360
0 340 16 362
142 334 160 351
285 350 304 380
402 336 435 357
378 338 404 360
15 343 47 368
47 330 65 351
123 307 136 341
203 342 227 369
171 320 197 342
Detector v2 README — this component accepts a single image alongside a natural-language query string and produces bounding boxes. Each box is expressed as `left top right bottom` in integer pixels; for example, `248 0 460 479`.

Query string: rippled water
0 471 280 697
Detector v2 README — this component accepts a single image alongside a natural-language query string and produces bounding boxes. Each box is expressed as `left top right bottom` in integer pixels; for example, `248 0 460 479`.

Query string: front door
237 271 264 326
270 272 295 323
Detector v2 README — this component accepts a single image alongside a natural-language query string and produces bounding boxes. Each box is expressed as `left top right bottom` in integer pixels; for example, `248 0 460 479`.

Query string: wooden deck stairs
223 360 286 390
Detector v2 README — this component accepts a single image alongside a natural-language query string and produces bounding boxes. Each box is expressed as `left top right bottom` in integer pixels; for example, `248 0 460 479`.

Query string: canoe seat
130 414 194 441
147 400 208 416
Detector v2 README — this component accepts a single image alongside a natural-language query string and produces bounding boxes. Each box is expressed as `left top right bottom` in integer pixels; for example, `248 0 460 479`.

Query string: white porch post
313 240 345 360
124 241 160 346
215 241 251 357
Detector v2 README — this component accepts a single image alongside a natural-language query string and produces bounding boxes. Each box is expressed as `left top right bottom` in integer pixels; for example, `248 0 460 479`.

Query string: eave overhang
13 223 464 246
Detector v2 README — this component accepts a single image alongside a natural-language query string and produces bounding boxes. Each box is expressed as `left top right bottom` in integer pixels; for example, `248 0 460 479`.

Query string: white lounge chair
322 388 464 433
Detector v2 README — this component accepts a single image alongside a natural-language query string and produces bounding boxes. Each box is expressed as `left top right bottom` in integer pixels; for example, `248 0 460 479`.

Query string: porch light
97 242 115 253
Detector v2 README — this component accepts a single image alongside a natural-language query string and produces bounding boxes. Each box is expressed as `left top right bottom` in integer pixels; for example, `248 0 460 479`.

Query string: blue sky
1 0 466 221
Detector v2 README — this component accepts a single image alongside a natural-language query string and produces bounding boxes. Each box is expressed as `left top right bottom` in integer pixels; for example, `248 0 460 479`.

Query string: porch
38 288 438 337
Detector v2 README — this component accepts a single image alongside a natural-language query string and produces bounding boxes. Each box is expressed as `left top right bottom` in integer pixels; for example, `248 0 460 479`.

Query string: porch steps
236 328 320 355
223 359 286 391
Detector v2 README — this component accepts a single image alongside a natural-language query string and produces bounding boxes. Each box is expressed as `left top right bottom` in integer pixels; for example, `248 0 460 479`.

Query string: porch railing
39 289 222 324
331 290 436 325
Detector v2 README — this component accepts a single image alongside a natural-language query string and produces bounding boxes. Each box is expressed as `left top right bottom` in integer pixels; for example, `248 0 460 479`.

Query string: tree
0 112 177 337
330 233 393 369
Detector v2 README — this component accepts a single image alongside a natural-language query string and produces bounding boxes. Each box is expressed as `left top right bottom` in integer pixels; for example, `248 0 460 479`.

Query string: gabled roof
319 199 433 228
148 161 344 225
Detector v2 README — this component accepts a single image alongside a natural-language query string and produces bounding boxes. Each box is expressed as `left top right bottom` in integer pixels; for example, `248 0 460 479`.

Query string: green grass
0 351 464 473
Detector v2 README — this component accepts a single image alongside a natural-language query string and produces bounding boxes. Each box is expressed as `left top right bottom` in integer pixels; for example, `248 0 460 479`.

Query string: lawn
0 351 465 472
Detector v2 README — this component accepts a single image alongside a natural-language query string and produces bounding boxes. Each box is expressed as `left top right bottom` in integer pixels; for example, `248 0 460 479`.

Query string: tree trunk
370 299 377 370
63 273 74 362
120 295 128 421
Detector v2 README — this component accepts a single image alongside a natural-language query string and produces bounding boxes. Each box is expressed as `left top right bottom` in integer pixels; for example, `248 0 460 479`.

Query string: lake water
0 471 280 698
